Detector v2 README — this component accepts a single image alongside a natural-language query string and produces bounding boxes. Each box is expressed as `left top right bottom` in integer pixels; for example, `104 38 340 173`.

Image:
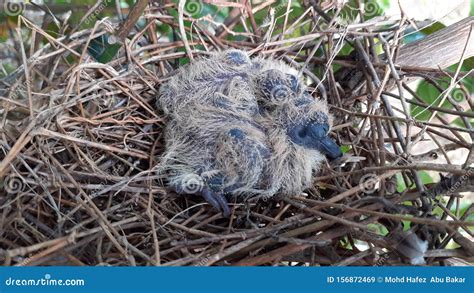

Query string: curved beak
288 123 342 160
319 136 342 160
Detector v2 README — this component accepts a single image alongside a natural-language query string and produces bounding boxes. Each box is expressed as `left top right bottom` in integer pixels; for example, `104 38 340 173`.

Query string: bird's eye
297 127 307 138
323 124 329 135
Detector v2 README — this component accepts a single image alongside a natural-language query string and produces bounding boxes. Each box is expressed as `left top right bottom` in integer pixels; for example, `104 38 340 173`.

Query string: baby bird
157 50 341 216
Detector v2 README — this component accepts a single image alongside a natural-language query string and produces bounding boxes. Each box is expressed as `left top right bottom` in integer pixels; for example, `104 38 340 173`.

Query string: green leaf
449 201 472 219
368 223 389 236
404 22 446 45
396 173 407 193
402 220 411 231
420 22 446 35
419 171 435 185
396 171 434 192
411 81 438 120
447 57 474 73
87 34 121 63
411 81 455 121
451 117 474 129
340 145 351 153
432 205 444 217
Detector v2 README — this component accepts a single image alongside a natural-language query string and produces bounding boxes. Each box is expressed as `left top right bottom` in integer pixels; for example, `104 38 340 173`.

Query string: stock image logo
270 85 291 103
3 0 27 16
261 0 295 28
184 0 203 17
338 0 381 26
452 88 466 102
2 175 25 194
359 173 378 194
179 173 204 194
363 0 381 17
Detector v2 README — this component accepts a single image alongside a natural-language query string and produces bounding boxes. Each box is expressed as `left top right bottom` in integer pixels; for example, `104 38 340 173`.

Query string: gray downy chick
157 50 342 216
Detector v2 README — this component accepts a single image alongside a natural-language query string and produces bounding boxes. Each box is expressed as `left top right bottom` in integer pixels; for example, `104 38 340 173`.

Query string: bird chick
157 50 341 216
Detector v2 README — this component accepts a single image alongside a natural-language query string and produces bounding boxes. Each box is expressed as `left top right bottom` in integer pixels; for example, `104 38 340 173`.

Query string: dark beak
288 123 342 160
319 136 343 160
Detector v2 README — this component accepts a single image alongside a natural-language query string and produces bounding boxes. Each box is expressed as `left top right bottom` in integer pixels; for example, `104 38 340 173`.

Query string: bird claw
201 187 231 217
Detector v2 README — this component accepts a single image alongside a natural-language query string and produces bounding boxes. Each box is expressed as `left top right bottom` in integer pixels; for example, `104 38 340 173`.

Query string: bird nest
0 2 473 266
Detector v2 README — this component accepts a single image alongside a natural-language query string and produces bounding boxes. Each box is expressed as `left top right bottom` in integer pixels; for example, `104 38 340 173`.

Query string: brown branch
117 0 149 42
397 16 474 69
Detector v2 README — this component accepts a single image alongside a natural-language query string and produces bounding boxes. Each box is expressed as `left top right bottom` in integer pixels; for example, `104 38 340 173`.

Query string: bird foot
201 187 231 217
